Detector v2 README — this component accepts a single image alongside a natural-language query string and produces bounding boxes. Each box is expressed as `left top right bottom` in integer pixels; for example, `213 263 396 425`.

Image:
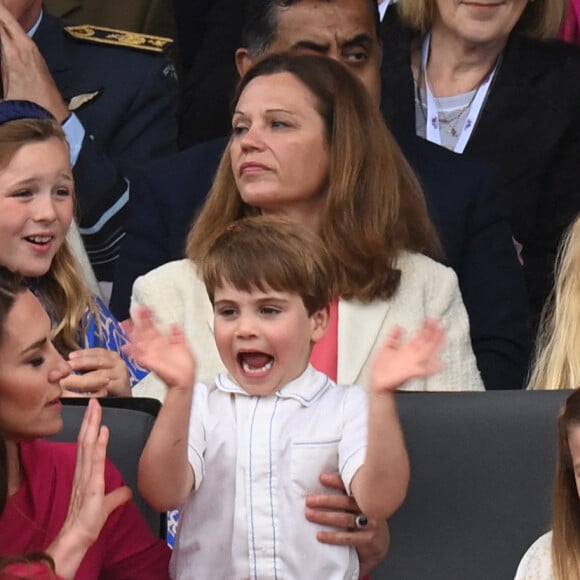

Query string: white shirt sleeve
339 385 369 494
514 531 555 580
187 381 209 491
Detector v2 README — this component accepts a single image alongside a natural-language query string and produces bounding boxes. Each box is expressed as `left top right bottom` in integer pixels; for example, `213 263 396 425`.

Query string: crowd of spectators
0 0 579 577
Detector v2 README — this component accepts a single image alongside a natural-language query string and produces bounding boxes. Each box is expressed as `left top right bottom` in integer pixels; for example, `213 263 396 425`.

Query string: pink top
560 0 580 44
310 298 339 381
0 440 170 580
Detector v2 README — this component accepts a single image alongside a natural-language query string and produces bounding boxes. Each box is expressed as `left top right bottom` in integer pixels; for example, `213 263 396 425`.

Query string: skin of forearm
47 528 94 580
352 393 410 520
138 385 195 511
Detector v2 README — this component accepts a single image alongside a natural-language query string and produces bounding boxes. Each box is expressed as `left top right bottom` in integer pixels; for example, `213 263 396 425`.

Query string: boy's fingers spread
135 306 154 326
169 323 185 342
385 326 403 346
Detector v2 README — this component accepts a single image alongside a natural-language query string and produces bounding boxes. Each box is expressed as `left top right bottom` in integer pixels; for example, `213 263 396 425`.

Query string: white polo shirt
170 365 368 579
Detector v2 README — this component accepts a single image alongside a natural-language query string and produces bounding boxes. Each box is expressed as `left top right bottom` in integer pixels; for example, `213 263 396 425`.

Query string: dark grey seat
47 397 164 538
372 390 571 580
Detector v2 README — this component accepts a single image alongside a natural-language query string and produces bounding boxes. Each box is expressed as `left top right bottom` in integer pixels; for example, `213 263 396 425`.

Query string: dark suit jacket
172 0 214 70
176 0 245 146
111 134 532 390
35 11 179 279
380 6 580 320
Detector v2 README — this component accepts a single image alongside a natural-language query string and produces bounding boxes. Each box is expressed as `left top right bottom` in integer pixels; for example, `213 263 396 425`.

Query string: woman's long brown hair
186 54 441 302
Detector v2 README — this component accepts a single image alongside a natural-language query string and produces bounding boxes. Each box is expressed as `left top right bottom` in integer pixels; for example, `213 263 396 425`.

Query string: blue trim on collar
215 365 332 406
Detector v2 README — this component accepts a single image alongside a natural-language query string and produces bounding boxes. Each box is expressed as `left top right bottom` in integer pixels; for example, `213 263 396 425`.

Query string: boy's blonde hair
200 216 336 316
528 216 580 390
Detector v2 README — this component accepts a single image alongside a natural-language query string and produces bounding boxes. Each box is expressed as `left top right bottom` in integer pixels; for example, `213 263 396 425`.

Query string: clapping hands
369 319 445 394
124 306 196 391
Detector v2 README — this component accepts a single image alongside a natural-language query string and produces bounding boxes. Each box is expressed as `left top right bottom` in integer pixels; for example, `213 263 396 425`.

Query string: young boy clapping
129 216 444 579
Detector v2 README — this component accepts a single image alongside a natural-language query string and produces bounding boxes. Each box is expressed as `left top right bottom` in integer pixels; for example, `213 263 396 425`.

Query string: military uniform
34 11 179 280
44 0 176 39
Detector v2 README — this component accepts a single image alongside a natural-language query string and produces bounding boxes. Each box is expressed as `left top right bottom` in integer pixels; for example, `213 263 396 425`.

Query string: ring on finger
354 514 368 529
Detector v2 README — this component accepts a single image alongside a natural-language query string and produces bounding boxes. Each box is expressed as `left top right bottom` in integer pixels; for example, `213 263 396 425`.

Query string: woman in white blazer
130 52 483 579
131 54 483 400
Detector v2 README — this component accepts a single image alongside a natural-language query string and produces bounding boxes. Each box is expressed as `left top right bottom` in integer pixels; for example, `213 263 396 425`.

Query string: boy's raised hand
369 319 445 394
124 307 196 390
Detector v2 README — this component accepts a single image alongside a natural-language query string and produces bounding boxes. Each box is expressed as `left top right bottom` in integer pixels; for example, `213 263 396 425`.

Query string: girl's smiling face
0 138 73 278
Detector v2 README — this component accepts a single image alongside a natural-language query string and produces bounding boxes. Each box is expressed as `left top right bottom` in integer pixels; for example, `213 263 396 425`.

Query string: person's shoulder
135 258 199 291
396 252 461 302
515 34 580 61
62 21 173 60
398 251 455 278
137 259 198 283
514 531 554 580
40 11 176 83
132 259 205 312
334 382 367 402
508 34 580 81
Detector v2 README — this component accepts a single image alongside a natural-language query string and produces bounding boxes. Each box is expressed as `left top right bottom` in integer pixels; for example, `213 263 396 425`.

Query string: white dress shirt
170 365 368 580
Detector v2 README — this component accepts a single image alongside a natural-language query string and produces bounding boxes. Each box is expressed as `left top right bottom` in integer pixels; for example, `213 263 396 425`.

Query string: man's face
240 0 382 107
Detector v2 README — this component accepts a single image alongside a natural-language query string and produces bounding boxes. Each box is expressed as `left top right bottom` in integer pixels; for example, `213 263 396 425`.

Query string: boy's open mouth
237 352 274 374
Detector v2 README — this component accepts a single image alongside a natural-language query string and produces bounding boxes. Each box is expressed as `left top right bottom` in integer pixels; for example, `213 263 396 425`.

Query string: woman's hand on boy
60 349 131 397
369 319 445 394
124 306 196 390
305 473 389 578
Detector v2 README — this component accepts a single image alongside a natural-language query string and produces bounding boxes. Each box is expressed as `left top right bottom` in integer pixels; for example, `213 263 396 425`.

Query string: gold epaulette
64 25 173 53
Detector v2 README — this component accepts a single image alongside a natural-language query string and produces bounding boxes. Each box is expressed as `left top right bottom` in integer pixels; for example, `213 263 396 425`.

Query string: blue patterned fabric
167 509 179 548
30 285 148 387
82 296 148 386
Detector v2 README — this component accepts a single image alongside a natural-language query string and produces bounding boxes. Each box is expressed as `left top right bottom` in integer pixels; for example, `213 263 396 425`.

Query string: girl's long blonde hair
552 389 580 580
528 216 580 391
0 118 95 354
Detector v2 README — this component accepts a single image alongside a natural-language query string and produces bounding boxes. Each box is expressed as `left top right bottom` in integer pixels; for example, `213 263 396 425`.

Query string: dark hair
0 267 27 517
201 215 336 316
243 0 381 57
187 54 441 302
